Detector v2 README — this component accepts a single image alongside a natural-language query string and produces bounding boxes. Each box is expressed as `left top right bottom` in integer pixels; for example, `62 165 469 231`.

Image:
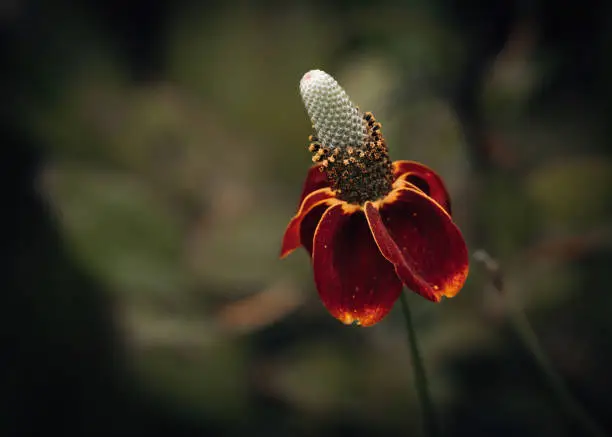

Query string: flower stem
399 292 439 437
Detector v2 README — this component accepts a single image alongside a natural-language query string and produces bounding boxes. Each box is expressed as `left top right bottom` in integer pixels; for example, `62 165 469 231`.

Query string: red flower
281 160 468 327
281 70 469 326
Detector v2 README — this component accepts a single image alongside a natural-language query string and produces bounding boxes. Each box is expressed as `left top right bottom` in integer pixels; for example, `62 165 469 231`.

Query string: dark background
3 0 612 436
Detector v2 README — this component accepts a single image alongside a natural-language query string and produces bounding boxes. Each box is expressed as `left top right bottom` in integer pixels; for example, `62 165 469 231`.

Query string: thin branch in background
473 249 609 437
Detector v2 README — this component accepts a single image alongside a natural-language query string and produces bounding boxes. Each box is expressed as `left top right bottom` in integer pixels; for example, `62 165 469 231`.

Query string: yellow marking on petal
375 187 453 220
440 264 470 299
337 307 385 327
293 188 336 218
338 312 355 325
371 188 402 209
340 203 361 214
392 176 422 191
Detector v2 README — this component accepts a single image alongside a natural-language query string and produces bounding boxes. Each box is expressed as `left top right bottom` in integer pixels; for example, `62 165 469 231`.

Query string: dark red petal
298 165 330 206
312 203 403 327
299 203 330 257
364 188 468 302
392 160 452 214
281 188 337 258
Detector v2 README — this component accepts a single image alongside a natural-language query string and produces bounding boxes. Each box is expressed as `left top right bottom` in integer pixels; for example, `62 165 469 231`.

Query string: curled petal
392 160 452 214
312 203 402 327
364 188 468 302
281 188 337 258
298 165 330 206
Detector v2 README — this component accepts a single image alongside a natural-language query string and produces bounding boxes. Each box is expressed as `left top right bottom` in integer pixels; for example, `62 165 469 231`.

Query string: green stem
399 292 439 437
508 300 608 437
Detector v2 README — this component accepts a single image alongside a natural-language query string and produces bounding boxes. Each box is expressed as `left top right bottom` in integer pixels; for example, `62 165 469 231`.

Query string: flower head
281 69 469 326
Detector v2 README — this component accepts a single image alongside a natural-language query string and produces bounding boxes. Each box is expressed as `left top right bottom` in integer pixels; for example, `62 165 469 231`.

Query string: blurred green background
3 0 612 436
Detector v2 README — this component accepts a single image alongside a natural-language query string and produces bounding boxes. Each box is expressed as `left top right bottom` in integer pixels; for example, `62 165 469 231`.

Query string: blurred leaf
45 165 189 298
187 201 293 292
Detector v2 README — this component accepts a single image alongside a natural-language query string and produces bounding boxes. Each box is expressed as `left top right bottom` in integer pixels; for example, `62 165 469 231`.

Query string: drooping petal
298 165 330 205
299 203 330 256
364 188 468 302
312 203 403 327
392 160 452 214
281 188 338 258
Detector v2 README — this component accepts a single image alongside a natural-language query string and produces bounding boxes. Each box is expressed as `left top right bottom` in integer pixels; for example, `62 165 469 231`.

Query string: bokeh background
3 0 612 436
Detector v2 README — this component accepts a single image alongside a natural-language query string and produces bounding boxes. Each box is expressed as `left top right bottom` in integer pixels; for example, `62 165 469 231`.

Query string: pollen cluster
309 112 393 204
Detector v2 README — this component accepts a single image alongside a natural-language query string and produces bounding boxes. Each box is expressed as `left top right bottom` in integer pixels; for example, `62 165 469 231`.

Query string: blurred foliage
3 0 612 436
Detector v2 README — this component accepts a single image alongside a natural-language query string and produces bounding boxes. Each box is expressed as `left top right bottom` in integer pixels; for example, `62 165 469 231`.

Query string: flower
281 70 469 327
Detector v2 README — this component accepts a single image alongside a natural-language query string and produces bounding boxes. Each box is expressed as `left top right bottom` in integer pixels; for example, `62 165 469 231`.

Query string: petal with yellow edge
280 188 338 258
392 160 452 214
312 203 403 327
299 203 330 256
298 165 330 206
364 188 468 302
